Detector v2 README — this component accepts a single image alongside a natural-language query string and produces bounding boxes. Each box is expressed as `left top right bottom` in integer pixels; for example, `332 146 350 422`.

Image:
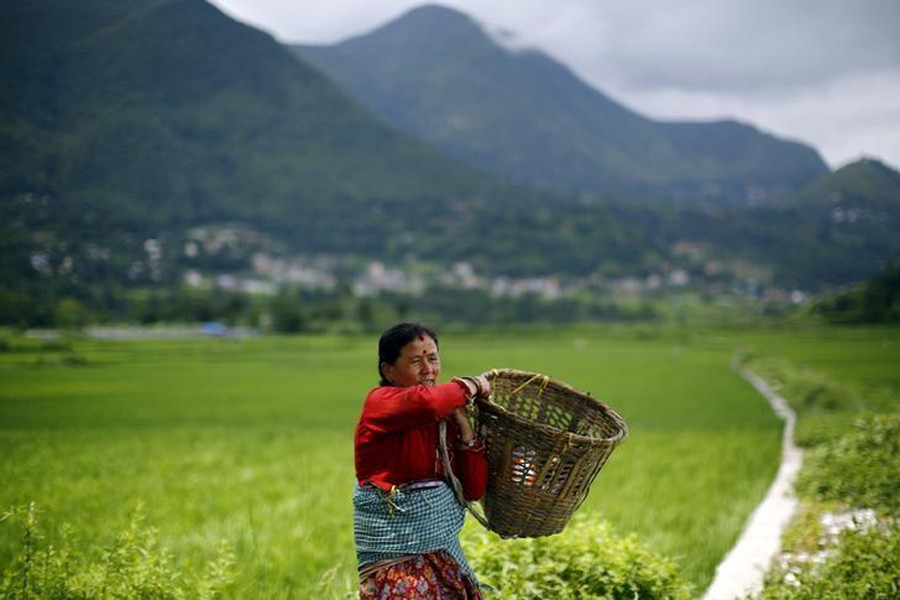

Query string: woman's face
382 335 441 387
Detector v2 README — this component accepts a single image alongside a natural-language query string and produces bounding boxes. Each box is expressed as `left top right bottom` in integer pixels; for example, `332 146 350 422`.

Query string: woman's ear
380 362 393 384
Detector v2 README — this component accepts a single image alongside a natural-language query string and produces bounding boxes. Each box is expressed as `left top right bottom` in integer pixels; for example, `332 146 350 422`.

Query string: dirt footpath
703 370 804 600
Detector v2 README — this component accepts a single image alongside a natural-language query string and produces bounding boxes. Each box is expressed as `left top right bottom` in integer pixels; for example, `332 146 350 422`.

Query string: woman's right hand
453 375 491 399
472 374 490 398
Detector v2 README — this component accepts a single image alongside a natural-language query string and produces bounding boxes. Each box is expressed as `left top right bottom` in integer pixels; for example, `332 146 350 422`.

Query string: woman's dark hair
378 322 439 385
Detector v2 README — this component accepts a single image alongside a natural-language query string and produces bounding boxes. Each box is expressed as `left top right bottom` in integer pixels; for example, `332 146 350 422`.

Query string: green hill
0 0 499 243
292 4 829 204
777 158 900 285
810 263 900 323
791 157 900 213
642 159 900 288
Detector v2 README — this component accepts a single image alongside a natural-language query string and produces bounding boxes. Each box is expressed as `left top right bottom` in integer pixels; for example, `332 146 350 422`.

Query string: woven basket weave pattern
475 369 627 538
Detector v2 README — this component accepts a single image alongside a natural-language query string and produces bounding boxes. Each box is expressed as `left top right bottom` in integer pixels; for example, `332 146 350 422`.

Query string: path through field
703 369 804 600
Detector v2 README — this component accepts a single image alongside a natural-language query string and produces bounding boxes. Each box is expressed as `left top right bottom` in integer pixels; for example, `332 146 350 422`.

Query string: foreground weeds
464 515 693 599
742 354 900 598
0 503 235 599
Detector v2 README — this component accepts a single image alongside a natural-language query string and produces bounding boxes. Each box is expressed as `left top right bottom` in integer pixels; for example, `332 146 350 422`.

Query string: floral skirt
359 551 483 599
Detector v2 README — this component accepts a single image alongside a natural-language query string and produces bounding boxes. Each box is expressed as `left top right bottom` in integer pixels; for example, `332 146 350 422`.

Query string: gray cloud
466 0 900 92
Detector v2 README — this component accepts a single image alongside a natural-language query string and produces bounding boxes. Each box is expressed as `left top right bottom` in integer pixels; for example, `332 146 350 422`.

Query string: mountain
0 0 500 247
654 158 900 288
778 158 900 285
1 0 658 288
790 157 900 214
2 0 897 304
292 4 829 204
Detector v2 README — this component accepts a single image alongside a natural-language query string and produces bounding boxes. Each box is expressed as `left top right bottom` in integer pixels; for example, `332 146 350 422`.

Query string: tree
53 298 89 331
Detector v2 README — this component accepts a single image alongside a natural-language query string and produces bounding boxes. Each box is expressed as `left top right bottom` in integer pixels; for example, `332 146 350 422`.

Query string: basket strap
438 420 491 530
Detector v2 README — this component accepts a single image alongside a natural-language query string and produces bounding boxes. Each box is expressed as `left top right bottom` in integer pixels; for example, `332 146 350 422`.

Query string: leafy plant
796 414 900 514
760 517 900 599
463 515 693 599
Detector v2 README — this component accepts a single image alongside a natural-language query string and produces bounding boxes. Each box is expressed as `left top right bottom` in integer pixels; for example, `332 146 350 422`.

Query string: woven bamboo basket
473 368 627 538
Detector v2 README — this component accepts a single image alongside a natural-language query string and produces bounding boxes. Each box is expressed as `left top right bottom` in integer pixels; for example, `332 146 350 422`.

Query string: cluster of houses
27 222 810 307
176 226 708 300
174 227 815 304
183 248 709 301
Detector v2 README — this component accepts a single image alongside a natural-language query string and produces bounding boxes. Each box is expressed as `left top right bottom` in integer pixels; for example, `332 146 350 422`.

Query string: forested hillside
2 0 900 329
0 0 508 257
810 263 900 323
293 4 829 204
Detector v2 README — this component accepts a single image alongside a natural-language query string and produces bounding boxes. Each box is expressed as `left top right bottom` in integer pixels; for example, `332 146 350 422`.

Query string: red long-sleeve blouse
354 381 488 501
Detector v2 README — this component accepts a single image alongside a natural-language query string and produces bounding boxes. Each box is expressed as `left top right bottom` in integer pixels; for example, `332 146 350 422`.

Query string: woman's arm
361 382 469 433
452 408 489 501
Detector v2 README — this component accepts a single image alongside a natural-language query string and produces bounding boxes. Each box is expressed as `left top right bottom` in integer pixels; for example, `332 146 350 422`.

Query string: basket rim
476 399 626 447
478 367 628 445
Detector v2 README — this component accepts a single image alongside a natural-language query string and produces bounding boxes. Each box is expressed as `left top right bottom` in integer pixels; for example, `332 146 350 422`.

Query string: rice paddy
1 326 896 597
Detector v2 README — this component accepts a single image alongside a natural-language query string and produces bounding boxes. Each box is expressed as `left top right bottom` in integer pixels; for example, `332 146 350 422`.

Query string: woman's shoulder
366 381 465 400
364 385 396 403
362 382 467 415
360 386 407 416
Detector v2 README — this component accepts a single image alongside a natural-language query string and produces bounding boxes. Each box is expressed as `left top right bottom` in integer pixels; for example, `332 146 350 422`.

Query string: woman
353 322 490 599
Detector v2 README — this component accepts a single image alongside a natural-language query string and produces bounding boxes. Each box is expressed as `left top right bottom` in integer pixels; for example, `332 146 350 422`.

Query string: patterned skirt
359 551 483 599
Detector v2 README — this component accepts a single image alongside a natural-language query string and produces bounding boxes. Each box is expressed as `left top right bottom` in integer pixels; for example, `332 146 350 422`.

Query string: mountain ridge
292 4 829 203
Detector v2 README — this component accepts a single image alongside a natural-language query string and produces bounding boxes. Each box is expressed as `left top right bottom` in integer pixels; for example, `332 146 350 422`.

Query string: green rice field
1 326 898 597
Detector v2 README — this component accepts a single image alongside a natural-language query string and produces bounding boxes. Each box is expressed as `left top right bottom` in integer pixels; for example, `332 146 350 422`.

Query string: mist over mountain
292 4 829 205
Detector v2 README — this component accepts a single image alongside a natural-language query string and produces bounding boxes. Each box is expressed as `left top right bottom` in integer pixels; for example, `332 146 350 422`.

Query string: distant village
25 221 814 327
172 225 810 306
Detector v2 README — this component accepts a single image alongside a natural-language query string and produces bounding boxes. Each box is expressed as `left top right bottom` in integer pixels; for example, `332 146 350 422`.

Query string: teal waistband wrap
353 481 477 584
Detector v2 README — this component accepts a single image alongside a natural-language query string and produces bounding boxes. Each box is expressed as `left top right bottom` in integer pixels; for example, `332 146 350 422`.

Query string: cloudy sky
209 0 900 170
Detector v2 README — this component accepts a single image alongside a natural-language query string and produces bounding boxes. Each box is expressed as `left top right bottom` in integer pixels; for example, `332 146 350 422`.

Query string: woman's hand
452 375 491 399
472 374 491 398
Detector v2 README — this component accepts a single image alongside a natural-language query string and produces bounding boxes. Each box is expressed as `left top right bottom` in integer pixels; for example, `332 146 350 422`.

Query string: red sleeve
458 445 488 501
361 381 469 434
448 422 488 501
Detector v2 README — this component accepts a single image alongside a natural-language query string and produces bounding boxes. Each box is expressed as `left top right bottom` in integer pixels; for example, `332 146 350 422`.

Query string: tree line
0 282 661 333
810 263 900 324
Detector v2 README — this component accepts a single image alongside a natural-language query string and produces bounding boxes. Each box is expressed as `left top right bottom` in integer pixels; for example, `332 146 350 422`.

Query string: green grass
731 326 900 392
2 326 893 597
1 337 366 597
